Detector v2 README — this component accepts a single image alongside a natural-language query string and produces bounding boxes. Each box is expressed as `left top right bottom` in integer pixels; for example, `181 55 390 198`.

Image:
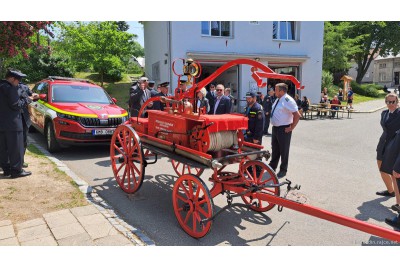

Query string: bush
350 81 380 97
104 69 122 82
321 70 333 90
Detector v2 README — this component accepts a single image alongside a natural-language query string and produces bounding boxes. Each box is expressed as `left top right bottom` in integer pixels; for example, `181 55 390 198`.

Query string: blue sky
127 21 144 48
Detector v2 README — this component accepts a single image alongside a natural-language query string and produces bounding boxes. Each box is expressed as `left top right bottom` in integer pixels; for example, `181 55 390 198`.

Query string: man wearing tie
129 77 152 117
212 84 231 115
269 83 300 178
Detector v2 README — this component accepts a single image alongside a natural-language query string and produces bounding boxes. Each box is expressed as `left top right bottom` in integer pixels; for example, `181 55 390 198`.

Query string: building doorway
394 72 399 86
268 65 300 98
196 62 239 112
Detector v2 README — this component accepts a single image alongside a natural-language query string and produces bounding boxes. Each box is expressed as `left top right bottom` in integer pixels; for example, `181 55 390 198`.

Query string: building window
379 73 386 82
379 63 386 69
273 21 296 40
152 61 160 81
201 21 232 37
394 62 400 68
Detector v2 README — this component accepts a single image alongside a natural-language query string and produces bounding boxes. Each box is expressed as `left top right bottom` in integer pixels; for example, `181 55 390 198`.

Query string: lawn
74 72 142 110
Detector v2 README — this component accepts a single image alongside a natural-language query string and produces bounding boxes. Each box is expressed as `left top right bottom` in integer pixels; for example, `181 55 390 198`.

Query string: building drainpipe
168 22 173 94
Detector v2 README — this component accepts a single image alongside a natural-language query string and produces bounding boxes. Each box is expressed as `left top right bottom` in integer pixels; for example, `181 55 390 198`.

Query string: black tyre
45 122 61 153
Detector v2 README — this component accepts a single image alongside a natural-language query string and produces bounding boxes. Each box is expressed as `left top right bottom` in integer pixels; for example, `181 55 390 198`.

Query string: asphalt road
30 111 400 246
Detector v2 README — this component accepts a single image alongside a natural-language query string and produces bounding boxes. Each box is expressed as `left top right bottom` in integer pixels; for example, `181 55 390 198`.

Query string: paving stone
0 220 12 227
70 205 98 218
17 224 51 243
21 235 57 246
0 237 19 246
16 218 46 231
0 225 15 240
43 209 71 218
84 222 118 240
94 234 133 246
44 210 77 228
77 213 108 226
50 222 86 240
57 232 96 246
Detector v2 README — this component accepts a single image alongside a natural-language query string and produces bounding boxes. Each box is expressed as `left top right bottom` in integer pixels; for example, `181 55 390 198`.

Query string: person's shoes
391 204 400 213
22 162 28 168
10 169 32 178
385 216 400 228
277 171 286 178
376 190 395 197
2 170 11 177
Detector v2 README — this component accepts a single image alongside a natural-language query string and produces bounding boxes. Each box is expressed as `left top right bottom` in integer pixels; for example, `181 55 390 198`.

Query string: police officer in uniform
262 88 276 135
154 82 171 111
269 83 301 178
244 92 265 145
0 69 32 178
18 82 39 167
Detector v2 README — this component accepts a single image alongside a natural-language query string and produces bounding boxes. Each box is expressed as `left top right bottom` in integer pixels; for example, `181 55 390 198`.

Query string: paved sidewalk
352 99 386 113
0 137 154 246
0 206 136 246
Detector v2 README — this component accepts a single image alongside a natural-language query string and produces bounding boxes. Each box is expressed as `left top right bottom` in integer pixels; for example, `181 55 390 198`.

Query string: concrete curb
352 105 386 114
27 137 155 246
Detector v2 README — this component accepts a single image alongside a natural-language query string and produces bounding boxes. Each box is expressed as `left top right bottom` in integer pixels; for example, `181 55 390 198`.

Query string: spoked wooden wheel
110 125 145 193
240 160 280 212
171 159 204 177
172 174 214 238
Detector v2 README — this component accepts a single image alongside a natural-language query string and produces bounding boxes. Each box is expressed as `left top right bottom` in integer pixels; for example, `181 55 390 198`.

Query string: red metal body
110 58 400 242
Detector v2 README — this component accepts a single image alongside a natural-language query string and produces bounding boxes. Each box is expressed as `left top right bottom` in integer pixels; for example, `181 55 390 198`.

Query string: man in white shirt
269 83 301 178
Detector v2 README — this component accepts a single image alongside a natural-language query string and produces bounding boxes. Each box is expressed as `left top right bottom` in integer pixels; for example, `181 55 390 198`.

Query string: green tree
58 21 142 86
346 21 400 84
0 21 54 74
115 21 129 32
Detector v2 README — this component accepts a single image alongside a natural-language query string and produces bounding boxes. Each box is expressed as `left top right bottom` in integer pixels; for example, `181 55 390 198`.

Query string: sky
127 21 144 48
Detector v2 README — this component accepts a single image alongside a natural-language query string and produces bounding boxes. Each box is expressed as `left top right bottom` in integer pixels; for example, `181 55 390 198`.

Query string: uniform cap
138 77 149 82
7 69 27 79
159 82 169 87
148 80 155 85
246 92 256 98
180 78 187 84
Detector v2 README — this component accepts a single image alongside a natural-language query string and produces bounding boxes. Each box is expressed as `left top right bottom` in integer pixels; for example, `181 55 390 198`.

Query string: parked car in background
28 76 128 152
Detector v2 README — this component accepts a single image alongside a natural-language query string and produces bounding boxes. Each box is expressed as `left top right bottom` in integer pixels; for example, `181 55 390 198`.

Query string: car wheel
46 122 61 153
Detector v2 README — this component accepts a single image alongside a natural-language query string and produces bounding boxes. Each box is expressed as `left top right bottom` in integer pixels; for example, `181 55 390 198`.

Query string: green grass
326 84 385 104
74 72 142 110
26 144 45 158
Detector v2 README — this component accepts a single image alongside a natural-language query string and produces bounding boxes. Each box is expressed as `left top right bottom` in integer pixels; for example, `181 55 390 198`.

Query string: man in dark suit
212 84 231 115
129 77 153 117
0 69 32 178
18 82 39 167
206 83 216 114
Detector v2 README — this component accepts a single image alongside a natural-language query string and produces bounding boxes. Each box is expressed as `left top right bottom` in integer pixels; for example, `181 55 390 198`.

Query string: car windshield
51 84 112 104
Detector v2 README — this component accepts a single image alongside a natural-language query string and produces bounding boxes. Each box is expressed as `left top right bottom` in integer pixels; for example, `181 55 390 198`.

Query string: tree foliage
347 21 400 83
0 21 54 58
115 21 129 32
323 22 360 74
57 21 143 86
324 21 400 84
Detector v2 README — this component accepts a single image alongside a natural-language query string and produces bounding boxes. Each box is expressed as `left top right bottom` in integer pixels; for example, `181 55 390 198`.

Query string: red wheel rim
110 125 144 193
172 174 213 238
171 159 204 177
240 161 280 212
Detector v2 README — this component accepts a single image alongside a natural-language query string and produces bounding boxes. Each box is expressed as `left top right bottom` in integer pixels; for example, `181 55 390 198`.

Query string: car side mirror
39 94 47 101
112 97 117 103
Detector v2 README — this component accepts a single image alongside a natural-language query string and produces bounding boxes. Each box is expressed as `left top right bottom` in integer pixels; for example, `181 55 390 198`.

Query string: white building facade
143 21 324 112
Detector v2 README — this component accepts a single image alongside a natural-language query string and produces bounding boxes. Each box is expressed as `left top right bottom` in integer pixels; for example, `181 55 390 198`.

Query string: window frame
273 21 297 41
201 21 232 37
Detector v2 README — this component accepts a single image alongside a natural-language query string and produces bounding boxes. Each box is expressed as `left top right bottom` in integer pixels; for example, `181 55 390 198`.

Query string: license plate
92 129 115 135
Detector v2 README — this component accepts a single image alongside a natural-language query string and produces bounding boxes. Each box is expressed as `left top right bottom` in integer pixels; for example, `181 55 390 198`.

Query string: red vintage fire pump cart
110 58 400 241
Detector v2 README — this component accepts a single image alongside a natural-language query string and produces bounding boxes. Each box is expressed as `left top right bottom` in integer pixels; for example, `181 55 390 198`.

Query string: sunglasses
216 89 223 92
386 101 397 104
